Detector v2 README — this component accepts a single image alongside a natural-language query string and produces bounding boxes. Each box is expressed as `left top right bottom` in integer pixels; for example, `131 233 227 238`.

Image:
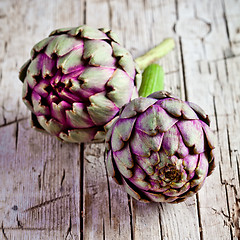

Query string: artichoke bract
19 25 141 143
106 91 215 203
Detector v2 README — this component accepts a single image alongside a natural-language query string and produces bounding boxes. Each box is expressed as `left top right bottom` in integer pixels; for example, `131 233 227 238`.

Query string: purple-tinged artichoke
106 91 215 203
19 25 141 143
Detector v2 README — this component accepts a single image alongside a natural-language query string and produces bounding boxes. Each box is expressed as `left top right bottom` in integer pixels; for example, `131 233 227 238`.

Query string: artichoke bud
106 91 215 203
19 25 141 143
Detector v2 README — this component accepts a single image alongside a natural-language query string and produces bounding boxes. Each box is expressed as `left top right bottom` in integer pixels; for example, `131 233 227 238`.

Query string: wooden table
0 0 239 239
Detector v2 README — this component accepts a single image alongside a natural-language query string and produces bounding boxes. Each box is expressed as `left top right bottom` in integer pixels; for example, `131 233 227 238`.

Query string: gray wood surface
0 0 239 239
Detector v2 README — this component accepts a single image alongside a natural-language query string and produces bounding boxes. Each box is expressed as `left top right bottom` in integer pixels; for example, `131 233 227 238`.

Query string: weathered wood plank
83 143 132 239
84 2 134 239
0 120 81 239
0 0 84 239
177 0 240 238
0 0 239 239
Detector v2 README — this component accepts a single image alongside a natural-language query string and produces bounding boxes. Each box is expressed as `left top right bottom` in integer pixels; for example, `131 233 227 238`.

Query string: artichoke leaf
88 92 119 126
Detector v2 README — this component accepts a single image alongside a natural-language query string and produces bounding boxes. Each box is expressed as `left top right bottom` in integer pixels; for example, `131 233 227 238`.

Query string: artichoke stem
135 38 175 70
138 64 164 97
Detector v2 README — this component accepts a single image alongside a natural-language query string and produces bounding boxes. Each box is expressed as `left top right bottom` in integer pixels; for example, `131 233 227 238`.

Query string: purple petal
129 165 151 191
177 120 204 154
176 133 189 158
59 127 98 143
135 155 155 176
191 152 209 188
120 97 157 119
164 182 190 197
66 102 94 128
130 128 163 157
114 153 133 178
106 150 115 178
57 47 84 74
33 79 50 98
79 67 114 93
162 125 180 156
87 92 119 125
113 143 134 169
37 115 63 135
106 69 134 108
31 91 50 116
182 154 199 180
135 104 178 135
201 120 215 149
111 117 136 152
50 100 71 124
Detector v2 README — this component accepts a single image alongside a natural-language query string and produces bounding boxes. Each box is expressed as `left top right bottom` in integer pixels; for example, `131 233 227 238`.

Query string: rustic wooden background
0 0 239 239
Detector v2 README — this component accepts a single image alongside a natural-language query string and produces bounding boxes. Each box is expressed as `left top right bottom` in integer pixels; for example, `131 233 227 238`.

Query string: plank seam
15 121 19 151
224 184 234 239
157 205 163 240
179 38 188 101
80 143 84 240
103 151 112 223
196 194 203 240
127 196 134 240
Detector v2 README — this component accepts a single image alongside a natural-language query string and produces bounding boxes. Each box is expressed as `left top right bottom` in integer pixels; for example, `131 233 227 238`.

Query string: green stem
138 64 164 97
135 38 175 70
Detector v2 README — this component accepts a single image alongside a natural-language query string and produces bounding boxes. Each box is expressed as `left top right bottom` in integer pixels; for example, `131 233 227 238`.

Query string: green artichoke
19 25 141 143
106 91 215 203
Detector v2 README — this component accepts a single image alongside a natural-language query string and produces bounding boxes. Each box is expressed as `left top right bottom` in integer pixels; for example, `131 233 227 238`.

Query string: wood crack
83 0 86 25
174 0 179 20
236 155 240 188
16 215 23 229
107 0 113 29
223 183 234 239
24 194 70 212
209 54 240 63
223 53 229 83
212 96 219 133
40 161 47 193
15 121 19 151
165 69 180 75
38 173 41 191
65 216 72 240
221 0 231 47
234 197 240 238
1 222 8 240
60 168 66 188
219 171 240 239
1 227 57 231
226 126 232 167
0 69 2 84
0 117 28 128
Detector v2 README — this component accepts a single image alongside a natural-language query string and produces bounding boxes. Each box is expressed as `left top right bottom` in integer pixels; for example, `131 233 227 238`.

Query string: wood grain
0 0 239 239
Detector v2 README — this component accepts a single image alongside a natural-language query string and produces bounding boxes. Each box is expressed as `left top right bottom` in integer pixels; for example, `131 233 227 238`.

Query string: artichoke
19 25 141 143
106 91 215 203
